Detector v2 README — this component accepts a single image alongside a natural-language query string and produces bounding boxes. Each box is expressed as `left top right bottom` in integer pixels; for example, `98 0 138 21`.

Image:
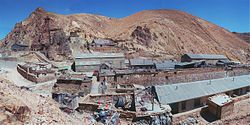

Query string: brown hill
1 8 250 62
233 32 250 43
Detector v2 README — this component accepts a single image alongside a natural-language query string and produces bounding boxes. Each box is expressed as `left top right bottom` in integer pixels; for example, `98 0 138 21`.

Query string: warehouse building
152 75 250 114
72 52 126 72
129 59 155 70
181 54 228 65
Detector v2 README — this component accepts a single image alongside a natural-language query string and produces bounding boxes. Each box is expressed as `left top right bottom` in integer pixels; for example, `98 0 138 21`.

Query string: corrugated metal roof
155 61 176 70
74 52 125 59
154 75 250 104
130 59 154 66
185 54 228 60
93 39 114 45
209 94 232 106
75 60 101 66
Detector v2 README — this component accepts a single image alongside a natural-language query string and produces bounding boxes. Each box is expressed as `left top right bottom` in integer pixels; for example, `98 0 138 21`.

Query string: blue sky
0 0 249 39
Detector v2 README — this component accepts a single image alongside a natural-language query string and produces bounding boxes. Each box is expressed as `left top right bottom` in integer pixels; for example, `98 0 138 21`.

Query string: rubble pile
0 77 82 124
178 116 199 125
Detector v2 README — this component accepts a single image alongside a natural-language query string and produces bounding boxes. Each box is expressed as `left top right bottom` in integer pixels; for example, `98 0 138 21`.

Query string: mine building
53 72 92 95
11 43 29 51
155 60 176 71
181 54 228 65
207 94 234 119
152 75 250 114
72 52 126 73
72 60 101 72
91 38 116 47
175 60 205 69
17 62 56 83
129 59 155 70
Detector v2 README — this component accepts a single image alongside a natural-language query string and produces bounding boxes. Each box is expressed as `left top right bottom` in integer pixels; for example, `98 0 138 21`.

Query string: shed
207 94 234 119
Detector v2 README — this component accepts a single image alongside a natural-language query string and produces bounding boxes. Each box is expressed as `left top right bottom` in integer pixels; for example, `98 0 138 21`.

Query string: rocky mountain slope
1 8 250 62
0 76 82 124
233 32 250 43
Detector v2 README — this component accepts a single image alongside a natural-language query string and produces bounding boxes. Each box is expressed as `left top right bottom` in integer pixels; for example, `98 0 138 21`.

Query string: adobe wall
54 81 92 95
104 68 249 86
17 65 55 83
220 103 234 119
172 106 206 124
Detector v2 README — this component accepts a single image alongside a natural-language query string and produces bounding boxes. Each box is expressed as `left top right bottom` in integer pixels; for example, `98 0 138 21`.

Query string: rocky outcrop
1 8 249 62
0 93 31 124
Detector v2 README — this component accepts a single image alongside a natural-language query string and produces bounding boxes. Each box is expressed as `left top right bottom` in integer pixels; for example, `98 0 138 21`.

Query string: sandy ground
0 60 34 86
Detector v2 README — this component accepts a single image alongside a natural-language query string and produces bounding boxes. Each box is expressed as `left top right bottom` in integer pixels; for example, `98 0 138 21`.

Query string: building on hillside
17 62 56 83
91 38 116 47
72 52 126 72
175 61 205 69
129 59 155 70
207 94 234 119
11 43 29 51
72 60 101 72
152 75 250 114
53 72 92 95
155 60 176 71
181 54 228 65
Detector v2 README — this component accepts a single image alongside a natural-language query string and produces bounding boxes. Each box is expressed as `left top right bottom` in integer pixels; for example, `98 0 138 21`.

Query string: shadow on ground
200 107 218 122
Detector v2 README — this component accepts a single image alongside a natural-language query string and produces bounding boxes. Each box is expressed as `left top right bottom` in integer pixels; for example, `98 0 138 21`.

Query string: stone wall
105 67 250 86
17 65 55 83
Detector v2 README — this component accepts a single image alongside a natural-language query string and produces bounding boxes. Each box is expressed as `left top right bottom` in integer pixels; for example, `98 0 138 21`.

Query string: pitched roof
74 52 125 59
184 54 228 60
155 60 176 70
153 75 250 104
129 59 154 66
75 60 101 66
92 39 115 45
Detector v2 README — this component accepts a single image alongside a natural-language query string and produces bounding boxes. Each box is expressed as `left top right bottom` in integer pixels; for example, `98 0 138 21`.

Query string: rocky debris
179 116 199 125
0 94 31 122
1 8 249 62
0 76 82 124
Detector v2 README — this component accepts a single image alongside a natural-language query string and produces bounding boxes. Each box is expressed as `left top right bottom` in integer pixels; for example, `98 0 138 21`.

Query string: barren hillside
233 32 250 43
1 8 250 62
